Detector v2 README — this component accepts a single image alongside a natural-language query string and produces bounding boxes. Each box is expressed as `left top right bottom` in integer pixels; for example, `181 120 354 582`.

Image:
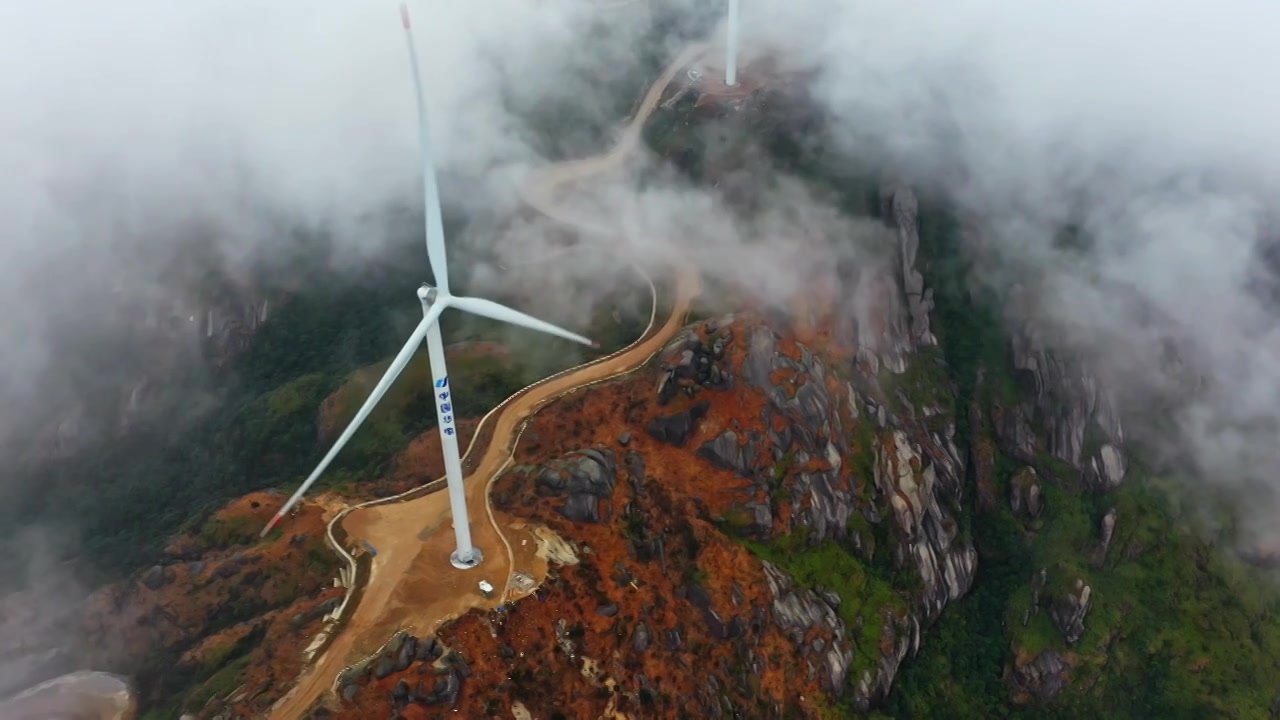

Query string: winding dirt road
268 41 709 720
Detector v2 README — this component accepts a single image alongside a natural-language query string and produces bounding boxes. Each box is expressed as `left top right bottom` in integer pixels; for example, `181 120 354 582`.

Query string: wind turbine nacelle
417 284 441 306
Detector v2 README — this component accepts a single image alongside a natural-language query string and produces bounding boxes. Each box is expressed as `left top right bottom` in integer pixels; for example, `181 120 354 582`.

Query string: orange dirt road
269 267 698 719
268 42 708 720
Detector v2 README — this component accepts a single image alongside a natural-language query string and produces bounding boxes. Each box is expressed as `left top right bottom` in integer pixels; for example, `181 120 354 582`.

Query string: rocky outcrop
697 430 760 477
1008 649 1072 702
645 401 709 447
1049 578 1092 645
1099 508 1117 558
739 326 858 545
761 561 853 698
340 632 453 710
655 320 734 405
1009 467 1044 520
535 448 618 524
880 184 937 350
873 431 977 621
1001 284 1128 490
728 314 977 707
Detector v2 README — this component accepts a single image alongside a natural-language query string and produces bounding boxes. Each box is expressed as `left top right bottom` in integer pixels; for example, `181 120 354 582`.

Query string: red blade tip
400 4 411 29
590 341 601 349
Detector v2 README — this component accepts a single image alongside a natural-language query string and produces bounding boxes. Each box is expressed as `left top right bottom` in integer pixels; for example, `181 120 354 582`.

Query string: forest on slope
644 77 1280 718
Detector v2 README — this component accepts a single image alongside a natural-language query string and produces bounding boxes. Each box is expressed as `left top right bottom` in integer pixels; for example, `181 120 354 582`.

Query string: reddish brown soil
311 309 863 720
82 492 344 714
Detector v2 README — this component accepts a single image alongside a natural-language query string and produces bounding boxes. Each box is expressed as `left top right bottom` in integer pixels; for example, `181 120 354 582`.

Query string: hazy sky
780 0 1280 544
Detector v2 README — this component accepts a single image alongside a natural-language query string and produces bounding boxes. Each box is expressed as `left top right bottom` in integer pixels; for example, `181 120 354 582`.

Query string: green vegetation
643 89 1280 717
0 223 655 587
740 529 908 699
885 201 1280 719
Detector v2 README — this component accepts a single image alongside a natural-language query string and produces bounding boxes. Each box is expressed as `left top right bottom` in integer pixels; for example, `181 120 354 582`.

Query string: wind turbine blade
261 303 444 536
450 295 599 348
400 3 450 294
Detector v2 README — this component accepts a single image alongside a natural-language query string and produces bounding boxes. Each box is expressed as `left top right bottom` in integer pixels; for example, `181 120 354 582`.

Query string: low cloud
750 0 1280 544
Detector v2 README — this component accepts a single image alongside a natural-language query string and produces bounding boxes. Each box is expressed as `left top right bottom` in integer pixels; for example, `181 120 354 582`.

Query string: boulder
632 622 651 654
536 448 618 524
1008 649 1070 702
697 430 758 477
645 401 710 447
1050 579 1092 645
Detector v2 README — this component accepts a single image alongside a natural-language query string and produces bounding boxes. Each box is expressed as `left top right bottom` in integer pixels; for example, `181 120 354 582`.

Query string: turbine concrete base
450 548 484 570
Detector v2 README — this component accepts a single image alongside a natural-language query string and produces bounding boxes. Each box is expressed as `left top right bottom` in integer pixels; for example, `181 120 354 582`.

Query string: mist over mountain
2 0 1280 716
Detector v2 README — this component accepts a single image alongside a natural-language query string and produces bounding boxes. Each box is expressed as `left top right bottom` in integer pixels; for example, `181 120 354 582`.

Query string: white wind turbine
725 0 740 87
262 3 599 570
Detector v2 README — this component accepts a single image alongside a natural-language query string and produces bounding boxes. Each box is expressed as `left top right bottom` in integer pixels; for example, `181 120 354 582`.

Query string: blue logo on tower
436 376 456 435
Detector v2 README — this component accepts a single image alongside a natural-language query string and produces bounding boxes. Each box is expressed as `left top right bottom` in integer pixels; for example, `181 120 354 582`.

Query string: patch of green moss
738 531 909 691
885 201 1280 718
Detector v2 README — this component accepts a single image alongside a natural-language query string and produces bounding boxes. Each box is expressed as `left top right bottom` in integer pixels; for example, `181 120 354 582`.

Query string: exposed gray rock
553 619 576 658
617 431 632 446
697 430 758 477
882 184 937 349
415 636 440 662
761 561 853 699
1009 467 1044 520
655 325 734 404
624 450 646 496
790 469 852 545
340 682 358 703
873 430 977 620
1088 444 1127 490
1026 568 1048 626
1099 508 1117 557
390 678 410 703
372 655 394 680
1005 284 1127 489
1008 649 1070 702
536 448 617 524
646 401 710 447
664 628 683 650
1050 578 1092 645
394 636 416 673
423 669 461 707
632 622 651 654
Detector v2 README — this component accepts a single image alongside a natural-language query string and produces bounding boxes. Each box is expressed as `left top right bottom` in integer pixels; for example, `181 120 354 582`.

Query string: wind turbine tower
725 0 739 87
262 3 599 570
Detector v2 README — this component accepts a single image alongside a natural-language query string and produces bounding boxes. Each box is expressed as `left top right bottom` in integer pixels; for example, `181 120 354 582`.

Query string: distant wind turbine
725 0 739 87
262 3 599 570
